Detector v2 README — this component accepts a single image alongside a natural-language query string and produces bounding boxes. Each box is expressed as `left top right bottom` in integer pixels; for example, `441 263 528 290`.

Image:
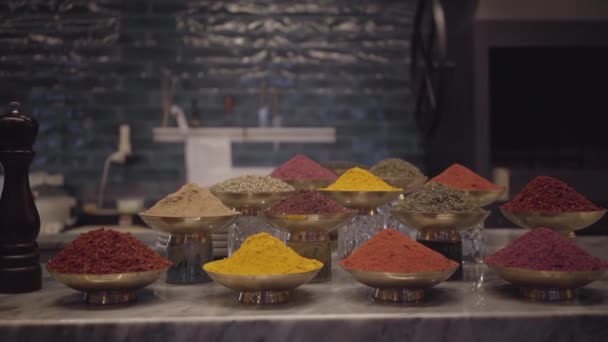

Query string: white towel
185 136 232 187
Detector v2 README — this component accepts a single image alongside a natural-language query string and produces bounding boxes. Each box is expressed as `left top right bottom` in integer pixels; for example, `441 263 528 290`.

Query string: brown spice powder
145 183 234 217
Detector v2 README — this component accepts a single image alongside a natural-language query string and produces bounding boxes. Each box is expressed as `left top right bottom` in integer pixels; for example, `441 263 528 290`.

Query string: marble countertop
2 230 608 342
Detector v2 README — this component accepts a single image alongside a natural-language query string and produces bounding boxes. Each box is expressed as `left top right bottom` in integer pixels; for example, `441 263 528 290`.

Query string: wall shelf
153 127 336 144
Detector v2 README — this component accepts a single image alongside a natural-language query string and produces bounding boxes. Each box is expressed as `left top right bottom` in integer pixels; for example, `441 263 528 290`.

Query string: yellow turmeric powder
203 233 322 275
323 167 400 191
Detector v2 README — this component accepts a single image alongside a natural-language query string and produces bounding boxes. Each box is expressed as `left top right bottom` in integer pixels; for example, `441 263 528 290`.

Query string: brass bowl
341 265 457 302
490 265 606 289
381 176 427 194
461 188 506 207
48 267 168 304
283 179 334 190
261 212 355 234
318 190 403 211
341 266 458 288
489 265 607 301
139 213 240 235
204 266 321 304
500 209 607 235
389 210 490 232
211 191 294 212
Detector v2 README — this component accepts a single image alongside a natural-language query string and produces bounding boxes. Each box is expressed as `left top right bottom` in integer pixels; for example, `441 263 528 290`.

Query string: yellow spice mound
323 167 400 191
204 233 322 275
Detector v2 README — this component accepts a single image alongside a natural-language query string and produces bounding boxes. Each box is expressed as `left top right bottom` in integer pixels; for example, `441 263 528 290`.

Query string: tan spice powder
144 183 235 217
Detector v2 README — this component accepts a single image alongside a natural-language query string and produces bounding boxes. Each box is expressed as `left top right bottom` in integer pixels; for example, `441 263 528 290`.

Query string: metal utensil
204 267 321 304
48 267 168 304
489 265 607 301
341 265 457 302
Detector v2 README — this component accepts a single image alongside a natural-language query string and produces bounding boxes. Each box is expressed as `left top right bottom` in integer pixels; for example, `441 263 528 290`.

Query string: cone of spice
267 190 352 215
323 167 400 191
144 183 235 217
501 176 602 212
430 163 502 190
340 229 458 273
320 160 367 176
370 158 425 180
271 154 337 180
485 227 608 271
48 229 171 274
204 232 322 275
394 183 483 213
210 175 295 193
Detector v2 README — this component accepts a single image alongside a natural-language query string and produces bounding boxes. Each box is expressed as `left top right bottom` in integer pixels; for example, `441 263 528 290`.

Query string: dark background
0 0 421 202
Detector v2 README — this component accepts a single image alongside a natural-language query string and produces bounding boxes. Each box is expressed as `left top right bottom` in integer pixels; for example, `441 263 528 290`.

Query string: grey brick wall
0 0 422 203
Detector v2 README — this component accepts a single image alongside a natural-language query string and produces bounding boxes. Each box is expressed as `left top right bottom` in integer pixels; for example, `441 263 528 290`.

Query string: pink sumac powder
268 190 350 215
501 176 601 212
485 227 608 271
271 154 337 180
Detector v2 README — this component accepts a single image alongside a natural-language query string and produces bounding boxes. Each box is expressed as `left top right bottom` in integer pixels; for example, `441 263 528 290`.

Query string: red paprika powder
340 229 458 272
430 163 502 190
271 154 337 180
48 228 171 274
485 227 608 271
501 176 601 212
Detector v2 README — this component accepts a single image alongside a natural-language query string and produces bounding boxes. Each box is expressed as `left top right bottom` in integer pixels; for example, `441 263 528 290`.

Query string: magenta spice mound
268 190 351 215
270 154 337 180
485 227 608 272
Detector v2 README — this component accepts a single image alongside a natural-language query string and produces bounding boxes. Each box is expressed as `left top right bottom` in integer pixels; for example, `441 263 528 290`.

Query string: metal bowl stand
416 229 462 281
373 288 425 302
519 287 575 301
238 290 291 304
287 231 331 283
166 232 212 284
84 290 138 305
339 207 383 258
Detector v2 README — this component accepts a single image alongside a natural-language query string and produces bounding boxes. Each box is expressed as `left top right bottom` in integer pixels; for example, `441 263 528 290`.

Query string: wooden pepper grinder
0 102 41 293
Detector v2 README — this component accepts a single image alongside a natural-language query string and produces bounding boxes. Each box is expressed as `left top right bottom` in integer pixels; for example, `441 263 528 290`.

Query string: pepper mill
0 102 41 293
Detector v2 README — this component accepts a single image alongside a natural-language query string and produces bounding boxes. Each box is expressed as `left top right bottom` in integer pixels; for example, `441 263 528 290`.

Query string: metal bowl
211 191 294 212
500 209 607 236
48 267 168 304
204 267 321 291
341 266 458 289
283 179 334 190
318 190 403 211
139 213 240 235
461 188 506 207
204 266 321 304
389 210 490 232
261 212 355 234
490 265 606 289
381 176 427 194
489 265 607 301
341 265 457 302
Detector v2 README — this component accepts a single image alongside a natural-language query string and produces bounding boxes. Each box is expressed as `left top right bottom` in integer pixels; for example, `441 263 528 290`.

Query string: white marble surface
2 229 608 342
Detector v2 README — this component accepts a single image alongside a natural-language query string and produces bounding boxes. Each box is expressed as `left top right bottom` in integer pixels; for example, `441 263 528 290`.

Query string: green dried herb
211 175 295 193
371 158 424 179
394 183 483 213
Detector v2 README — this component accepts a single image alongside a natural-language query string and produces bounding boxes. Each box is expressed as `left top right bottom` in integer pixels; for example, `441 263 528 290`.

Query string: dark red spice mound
501 176 601 212
340 229 458 272
270 154 337 180
48 229 172 274
430 163 502 190
268 190 351 215
485 227 608 271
